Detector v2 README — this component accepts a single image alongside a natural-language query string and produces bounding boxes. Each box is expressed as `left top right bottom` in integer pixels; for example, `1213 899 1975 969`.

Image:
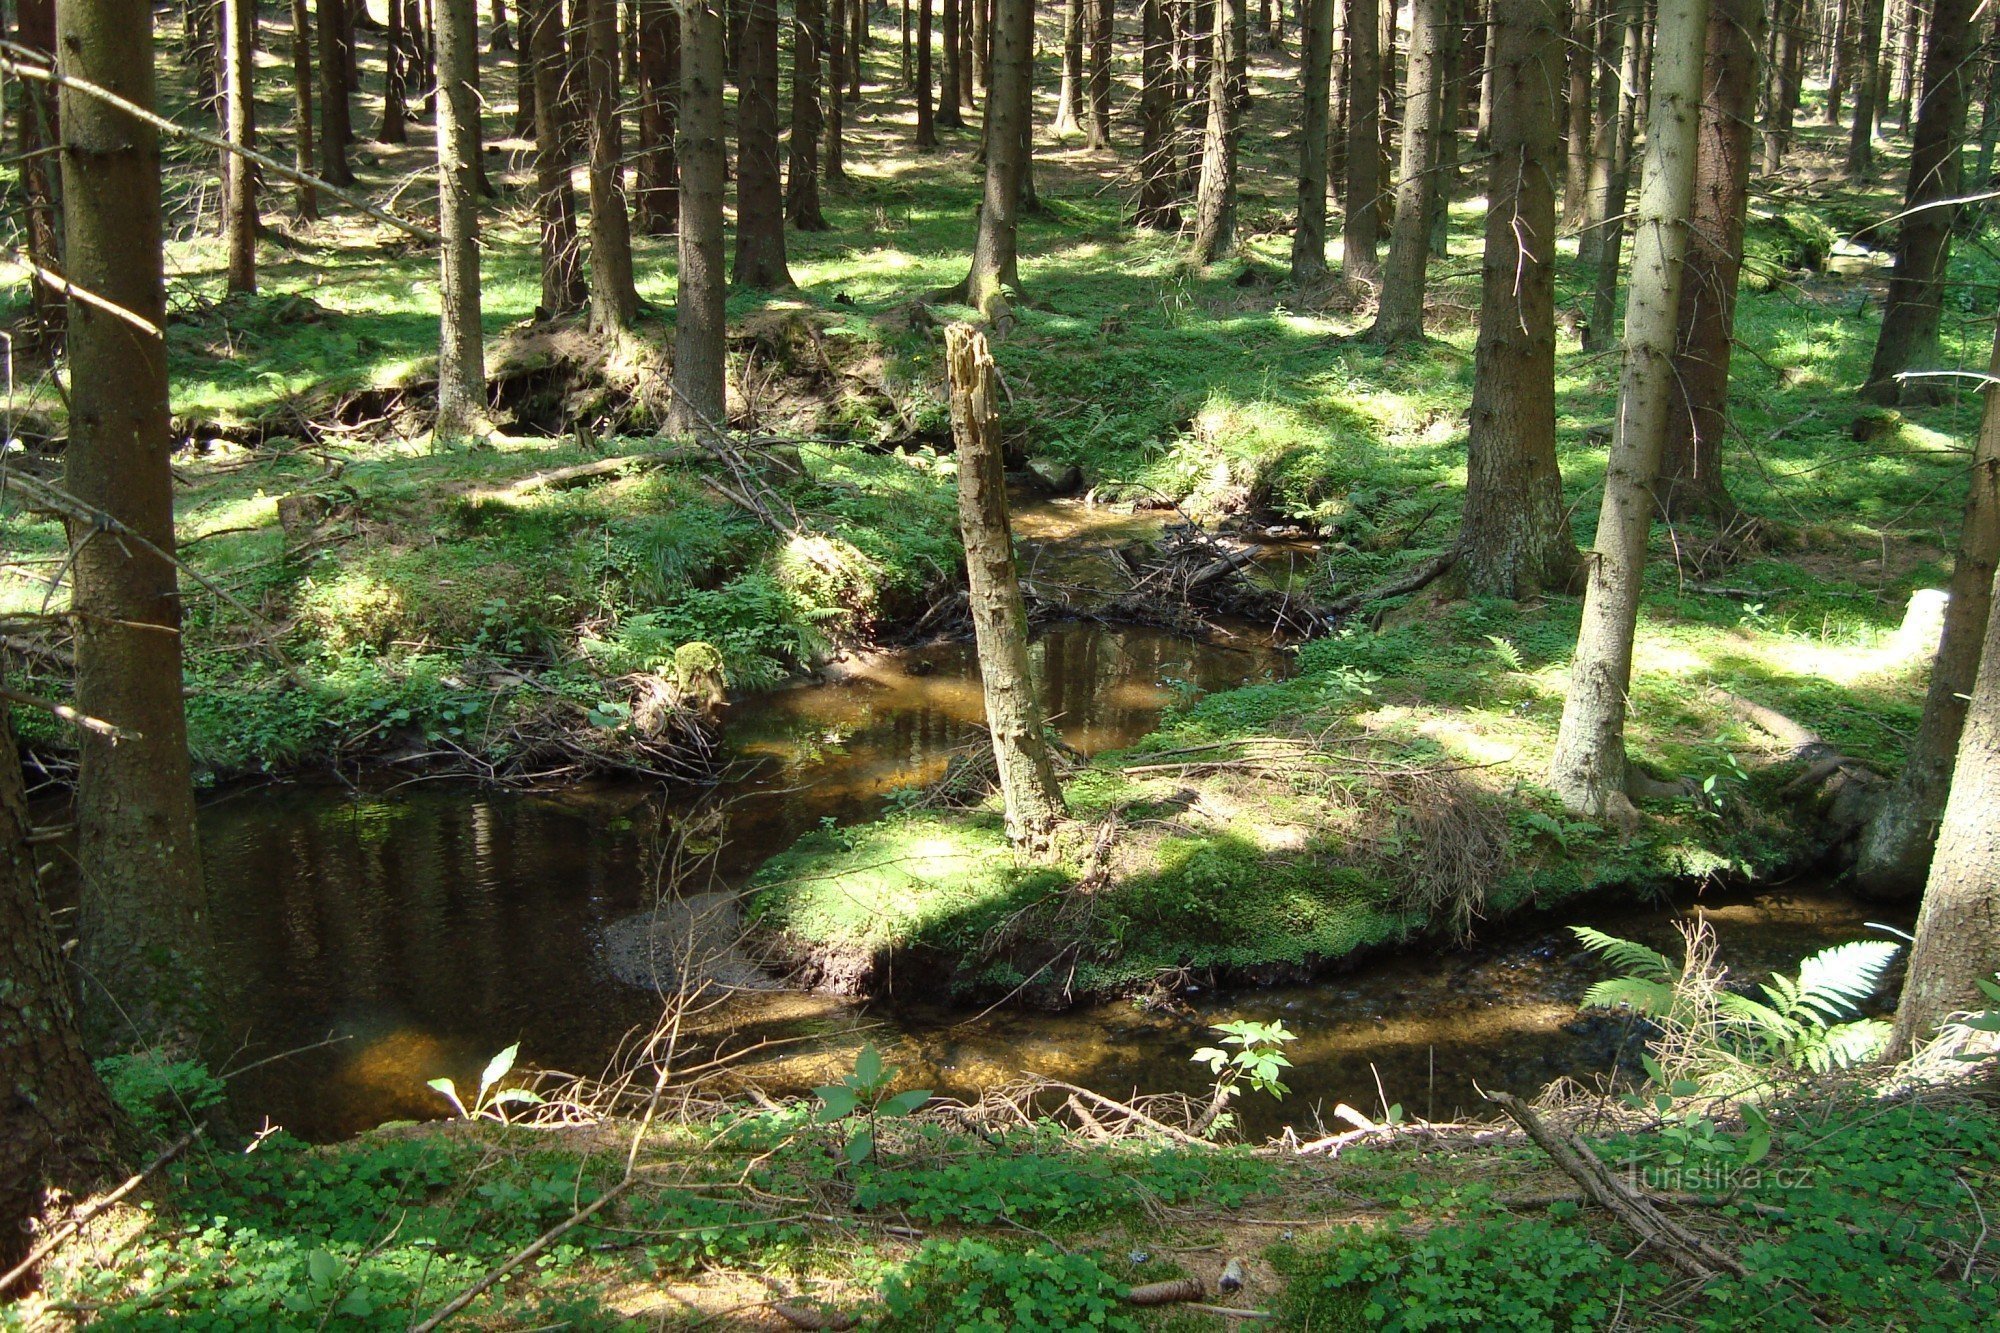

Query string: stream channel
196 496 1906 1141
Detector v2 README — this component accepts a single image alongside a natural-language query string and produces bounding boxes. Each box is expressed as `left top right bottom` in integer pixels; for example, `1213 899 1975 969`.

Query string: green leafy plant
94 1053 226 1144
428 1043 546 1122
1574 921 1899 1088
1946 973 2000 1062
876 1238 1140 1333
1192 1018 1296 1136
812 1042 930 1167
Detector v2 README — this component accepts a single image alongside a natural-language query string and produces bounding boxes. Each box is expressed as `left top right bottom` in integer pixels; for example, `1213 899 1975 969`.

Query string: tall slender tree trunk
14 0 64 339
289 0 320 218
1329 0 1348 205
1583 0 1641 352
947 324 1067 852
942 0 966 126
1827 0 1854 124
917 0 938 143
636 1 681 234
940 0 1031 325
1655 0 1762 522
790 0 832 224
319 0 355 184
1366 0 1447 341
671 0 728 432
1890 0 1920 129
222 0 258 293
0 714 122 1274
529 0 584 313
1192 0 1243 260
1761 0 1805 173
1456 0 1578 600
435 0 489 437
1864 0 1978 405
1548 0 1709 822
1888 551 2000 1054
1856 328 2000 900
853 0 868 99
1562 0 1593 227
383 0 410 141
1291 0 1335 281
733 0 794 284
1181 0 1214 193
58 0 213 1052
1086 0 1112 146
827 0 850 177
585 0 639 329
1056 0 1083 134
1342 0 1382 278
1848 0 1886 171
1137 0 1182 226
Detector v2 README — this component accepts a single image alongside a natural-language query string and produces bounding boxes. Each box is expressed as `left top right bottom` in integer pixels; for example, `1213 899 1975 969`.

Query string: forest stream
192 497 1910 1141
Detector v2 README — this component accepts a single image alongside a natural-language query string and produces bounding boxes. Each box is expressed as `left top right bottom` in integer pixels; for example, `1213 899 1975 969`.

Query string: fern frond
1790 941 1900 1022
1807 1019 1892 1073
1571 927 1675 982
1581 977 1677 1016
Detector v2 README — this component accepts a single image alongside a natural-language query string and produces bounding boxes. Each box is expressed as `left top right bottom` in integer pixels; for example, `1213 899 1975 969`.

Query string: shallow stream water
193 496 1906 1141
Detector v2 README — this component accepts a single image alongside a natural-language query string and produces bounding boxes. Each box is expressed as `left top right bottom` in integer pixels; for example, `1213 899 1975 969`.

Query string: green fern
1570 927 1673 982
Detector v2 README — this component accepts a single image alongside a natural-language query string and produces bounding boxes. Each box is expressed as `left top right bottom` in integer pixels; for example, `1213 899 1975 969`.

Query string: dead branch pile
1104 523 1328 636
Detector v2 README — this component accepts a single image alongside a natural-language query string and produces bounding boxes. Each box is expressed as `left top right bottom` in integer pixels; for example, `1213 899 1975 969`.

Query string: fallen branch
406 1178 633 1331
1126 1276 1207 1306
1323 547 1459 616
773 1303 860 1330
460 450 699 505
0 1126 204 1295
0 683 137 741
1482 1090 1747 1282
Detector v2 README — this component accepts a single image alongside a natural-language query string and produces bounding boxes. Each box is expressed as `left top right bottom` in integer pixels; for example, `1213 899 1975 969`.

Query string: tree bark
1827 0 1853 124
854 0 868 99
1856 326 2000 900
789 0 832 225
1583 0 1641 353
57 0 214 1052
827 0 849 177
1760 0 1804 172
671 0 728 433
1655 0 1762 522
1192 0 1243 260
636 0 681 234
1086 0 1112 146
947 324 1067 852
14 0 64 339
0 713 122 1275
1056 0 1083 135
733 0 794 284
1365 0 1447 341
221 0 258 294
1863 0 1978 405
942 0 1032 325
917 0 938 143
318 0 354 185
1290 0 1334 281
1562 0 1592 228
1847 0 1886 171
1137 0 1182 227
436 0 488 437
529 0 585 313
1456 0 1578 600
584 0 640 329
942 0 966 126
1549 0 1709 821
1342 0 1382 278
383 0 410 142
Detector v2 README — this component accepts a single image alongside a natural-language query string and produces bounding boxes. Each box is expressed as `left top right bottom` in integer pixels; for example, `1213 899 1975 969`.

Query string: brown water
195 496 1908 1141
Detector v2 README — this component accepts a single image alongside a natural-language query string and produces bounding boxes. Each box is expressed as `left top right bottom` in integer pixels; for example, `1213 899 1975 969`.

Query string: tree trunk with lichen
948 325 1066 852
1549 0 1709 821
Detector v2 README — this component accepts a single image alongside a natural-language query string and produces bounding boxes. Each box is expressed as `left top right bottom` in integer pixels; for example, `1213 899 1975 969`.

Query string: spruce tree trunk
961 0 975 104
670 0 728 432
1456 0 1578 600
942 0 966 126
58 0 214 1052
733 0 793 284
827 0 849 177
1192 0 1242 260
1655 0 1762 522
1365 0 1446 342
636 1 681 234
946 0 1031 324
917 0 938 144
383 0 410 141
1086 0 1112 146
222 0 258 294
1856 325 2000 900
529 0 585 313
1583 0 1641 353
1578 0 1619 268
1549 0 1709 822
1181 0 1214 194
1137 0 1181 226
1290 0 1335 282
1329 0 1348 201
319 0 355 184
15 0 64 338
1890 0 1919 129
436 0 488 437
1056 0 1083 135
854 0 868 99
1761 0 1804 172
790 0 832 224
1888 552 2000 1053
1864 0 1978 405
947 324 1067 852
290 0 320 218
1827 0 1852 124
0 714 122 1274
1847 0 1886 172
585 0 639 329
1561 0 1592 228
1342 0 1382 278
